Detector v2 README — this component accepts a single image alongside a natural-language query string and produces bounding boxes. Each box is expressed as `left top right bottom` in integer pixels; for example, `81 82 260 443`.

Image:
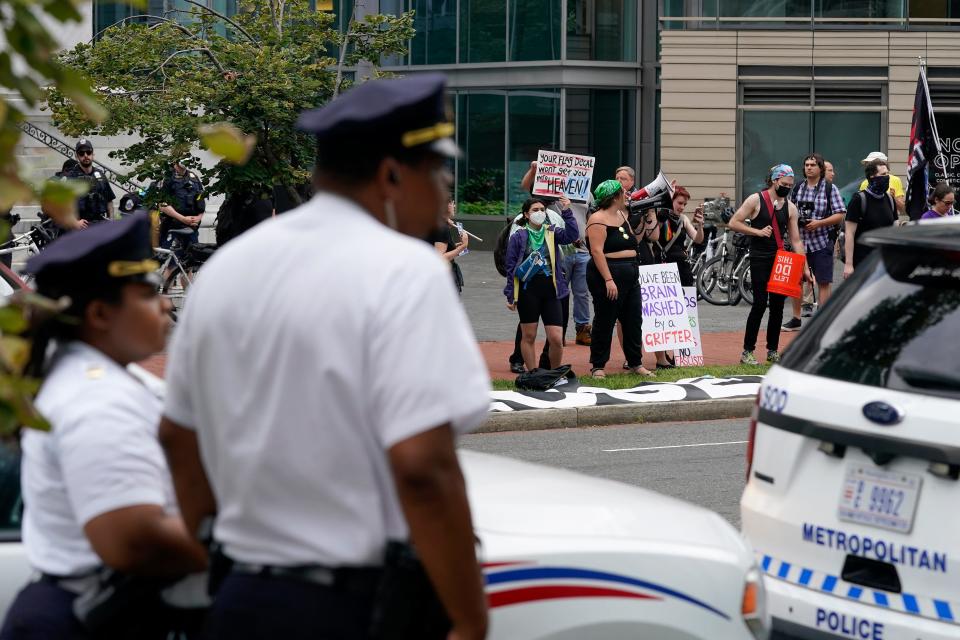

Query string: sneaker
509 361 525 374
801 304 814 318
740 350 759 365
767 350 781 364
575 324 592 346
782 317 802 332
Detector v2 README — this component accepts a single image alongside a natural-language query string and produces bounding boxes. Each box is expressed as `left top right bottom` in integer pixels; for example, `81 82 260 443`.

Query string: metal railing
659 13 960 30
17 121 142 192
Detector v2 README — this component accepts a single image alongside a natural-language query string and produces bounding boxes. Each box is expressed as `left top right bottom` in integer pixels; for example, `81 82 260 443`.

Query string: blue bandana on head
769 164 794 181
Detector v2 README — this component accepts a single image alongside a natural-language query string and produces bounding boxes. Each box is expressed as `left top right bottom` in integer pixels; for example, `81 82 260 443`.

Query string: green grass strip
492 363 770 391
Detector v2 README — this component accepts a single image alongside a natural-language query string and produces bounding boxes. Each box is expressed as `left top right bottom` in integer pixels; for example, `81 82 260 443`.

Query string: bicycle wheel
738 259 753 306
697 255 736 306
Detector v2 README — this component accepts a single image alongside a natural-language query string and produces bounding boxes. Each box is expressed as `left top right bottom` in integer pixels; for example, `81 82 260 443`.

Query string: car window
0 444 21 541
782 247 960 400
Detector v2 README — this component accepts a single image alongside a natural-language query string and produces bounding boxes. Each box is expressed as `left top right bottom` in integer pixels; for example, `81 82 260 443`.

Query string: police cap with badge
26 213 160 308
296 73 459 162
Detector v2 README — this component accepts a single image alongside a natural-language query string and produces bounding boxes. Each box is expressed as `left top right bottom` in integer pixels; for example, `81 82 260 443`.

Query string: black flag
906 66 944 220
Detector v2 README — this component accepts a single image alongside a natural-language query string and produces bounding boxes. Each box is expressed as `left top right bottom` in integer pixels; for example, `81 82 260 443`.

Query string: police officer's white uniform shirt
164 192 491 567
21 342 175 576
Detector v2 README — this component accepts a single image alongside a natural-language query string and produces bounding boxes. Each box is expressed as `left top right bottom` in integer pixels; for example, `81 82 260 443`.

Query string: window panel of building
815 0 903 18
741 111 811 201
740 110 882 203
507 90 560 210
460 0 507 63
509 0 561 61
566 88 636 183
410 0 457 64
456 93 506 215
707 0 810 18
910 0 960 21
813 111 881 202
567 0 637 62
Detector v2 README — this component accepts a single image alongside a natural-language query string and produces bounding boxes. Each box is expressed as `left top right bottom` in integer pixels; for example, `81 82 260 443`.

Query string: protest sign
934 112 960 191
674 287 704 366
532 149 596 203
638 264 696 352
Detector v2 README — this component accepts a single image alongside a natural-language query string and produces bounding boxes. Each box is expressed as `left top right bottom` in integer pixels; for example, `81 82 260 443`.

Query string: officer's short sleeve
163 310 196 429
369 254 490 449
103 181 116 202
57 402 168 525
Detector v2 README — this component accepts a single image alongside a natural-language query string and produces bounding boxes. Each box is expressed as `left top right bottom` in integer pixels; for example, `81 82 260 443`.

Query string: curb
475 397 755 433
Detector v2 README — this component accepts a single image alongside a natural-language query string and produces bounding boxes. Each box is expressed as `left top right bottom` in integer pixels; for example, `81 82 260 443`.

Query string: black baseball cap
75 139 93 153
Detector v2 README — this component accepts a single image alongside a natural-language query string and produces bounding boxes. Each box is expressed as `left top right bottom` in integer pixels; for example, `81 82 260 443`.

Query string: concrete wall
659 30 960 204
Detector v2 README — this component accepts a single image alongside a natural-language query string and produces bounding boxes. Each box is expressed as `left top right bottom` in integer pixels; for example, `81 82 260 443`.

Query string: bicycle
155 228 217 320
697 225 751 306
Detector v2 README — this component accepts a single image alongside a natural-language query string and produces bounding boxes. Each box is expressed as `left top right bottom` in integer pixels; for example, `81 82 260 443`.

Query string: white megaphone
640 171 675 199
628 171 675 213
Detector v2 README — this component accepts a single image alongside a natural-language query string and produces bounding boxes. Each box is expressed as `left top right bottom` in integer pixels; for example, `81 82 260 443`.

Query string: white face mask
529 210 547 226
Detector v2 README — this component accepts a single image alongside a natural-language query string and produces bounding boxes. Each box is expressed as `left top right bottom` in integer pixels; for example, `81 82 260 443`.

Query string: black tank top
586 213 637 254
750 192 789 259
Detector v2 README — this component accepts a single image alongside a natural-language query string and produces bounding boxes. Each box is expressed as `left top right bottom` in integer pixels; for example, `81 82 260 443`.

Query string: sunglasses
77 150 93 157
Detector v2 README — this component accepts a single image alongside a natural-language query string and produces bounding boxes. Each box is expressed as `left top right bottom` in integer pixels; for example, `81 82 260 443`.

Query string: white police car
0 443 768 639
741 222 960 639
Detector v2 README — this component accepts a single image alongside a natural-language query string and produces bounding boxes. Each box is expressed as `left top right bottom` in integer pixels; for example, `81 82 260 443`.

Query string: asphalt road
460 417 749 527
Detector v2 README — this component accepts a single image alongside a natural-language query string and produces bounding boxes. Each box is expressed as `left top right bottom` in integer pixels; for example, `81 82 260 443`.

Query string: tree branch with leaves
48 0 414 204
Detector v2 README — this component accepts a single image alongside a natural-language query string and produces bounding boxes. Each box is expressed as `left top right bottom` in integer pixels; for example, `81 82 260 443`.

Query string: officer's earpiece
388 170 400 185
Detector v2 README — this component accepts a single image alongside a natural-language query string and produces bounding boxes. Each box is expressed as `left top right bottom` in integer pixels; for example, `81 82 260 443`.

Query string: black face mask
775 184 791 198
868 175 890 195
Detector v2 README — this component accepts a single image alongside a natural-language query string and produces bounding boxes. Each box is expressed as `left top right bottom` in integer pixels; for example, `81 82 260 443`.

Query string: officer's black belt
230 562 383 595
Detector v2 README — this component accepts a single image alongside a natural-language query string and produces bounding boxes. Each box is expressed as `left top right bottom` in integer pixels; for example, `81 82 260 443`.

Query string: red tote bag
760 191 804 299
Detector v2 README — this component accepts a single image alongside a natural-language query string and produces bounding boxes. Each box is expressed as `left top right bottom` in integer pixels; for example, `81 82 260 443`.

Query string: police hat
296 74 459 158
75 139 93 154
26 213 160 301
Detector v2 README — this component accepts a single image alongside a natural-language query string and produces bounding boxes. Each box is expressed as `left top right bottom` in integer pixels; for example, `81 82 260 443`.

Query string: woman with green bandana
503 196 579 372
584 180 652 379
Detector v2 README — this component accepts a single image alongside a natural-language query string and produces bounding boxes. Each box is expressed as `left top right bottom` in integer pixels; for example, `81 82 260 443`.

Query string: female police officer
0 213 208 640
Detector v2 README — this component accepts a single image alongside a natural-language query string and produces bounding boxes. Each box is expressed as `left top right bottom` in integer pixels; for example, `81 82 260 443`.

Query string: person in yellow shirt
858 152 905 215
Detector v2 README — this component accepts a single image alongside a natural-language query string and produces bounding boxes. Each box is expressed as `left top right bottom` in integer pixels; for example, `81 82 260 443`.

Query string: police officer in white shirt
0 214 208 640
159 74 491 640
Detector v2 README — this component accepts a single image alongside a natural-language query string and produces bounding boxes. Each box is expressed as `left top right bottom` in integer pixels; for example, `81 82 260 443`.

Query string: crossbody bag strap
662 216 685 254
761 190 785 251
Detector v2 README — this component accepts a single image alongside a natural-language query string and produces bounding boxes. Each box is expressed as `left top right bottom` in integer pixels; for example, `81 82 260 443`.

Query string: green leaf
0 337 30 375
0 174 33 210
198 123 256 165
39 178 88 227
0 306 28 334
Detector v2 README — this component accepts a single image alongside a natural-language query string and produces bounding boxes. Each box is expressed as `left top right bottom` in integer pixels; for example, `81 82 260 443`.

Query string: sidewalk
482 330 796 380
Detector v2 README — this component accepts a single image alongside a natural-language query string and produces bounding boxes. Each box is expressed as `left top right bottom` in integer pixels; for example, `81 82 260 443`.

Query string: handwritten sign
638 264 695 352
532 149 596 203
674 287 704 366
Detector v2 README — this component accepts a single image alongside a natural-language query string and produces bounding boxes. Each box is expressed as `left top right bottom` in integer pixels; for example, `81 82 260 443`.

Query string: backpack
515 364 576 391
855 191 896 224
493 217 513 277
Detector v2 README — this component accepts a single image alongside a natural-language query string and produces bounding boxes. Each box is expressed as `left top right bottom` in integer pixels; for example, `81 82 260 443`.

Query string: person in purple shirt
921 183 956 220
504 196 579 371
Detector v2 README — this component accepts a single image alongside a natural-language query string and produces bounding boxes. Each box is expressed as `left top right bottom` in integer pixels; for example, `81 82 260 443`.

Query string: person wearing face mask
843 159 898 279
728 164 807 365
920 182 956 220
157 75 491 640
504 196 578 372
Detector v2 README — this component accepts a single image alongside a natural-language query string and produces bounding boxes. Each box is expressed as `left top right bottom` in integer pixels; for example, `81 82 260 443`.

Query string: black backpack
515 365 576 391
493 217 514 277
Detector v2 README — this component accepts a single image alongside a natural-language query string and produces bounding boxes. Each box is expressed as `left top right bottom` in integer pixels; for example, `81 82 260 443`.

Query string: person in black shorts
504 197 579 372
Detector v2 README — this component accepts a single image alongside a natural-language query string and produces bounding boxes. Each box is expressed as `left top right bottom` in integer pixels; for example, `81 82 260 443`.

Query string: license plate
837 466 922 534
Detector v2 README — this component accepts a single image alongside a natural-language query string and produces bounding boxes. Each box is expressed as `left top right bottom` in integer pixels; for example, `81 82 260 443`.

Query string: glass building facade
380 0 647 216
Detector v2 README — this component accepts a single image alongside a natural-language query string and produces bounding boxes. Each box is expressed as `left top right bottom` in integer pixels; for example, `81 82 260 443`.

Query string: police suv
742 221 960 639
